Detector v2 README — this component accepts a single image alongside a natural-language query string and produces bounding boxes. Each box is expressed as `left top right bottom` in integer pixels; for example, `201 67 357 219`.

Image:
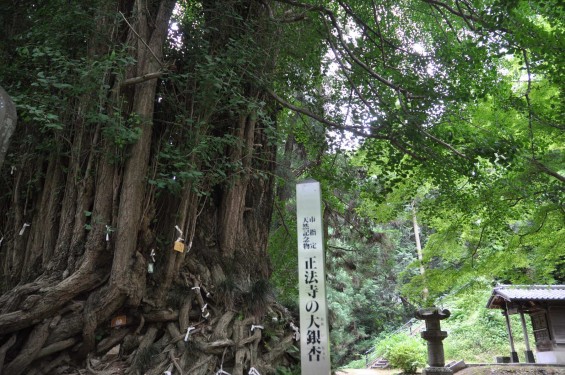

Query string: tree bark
0 0 295 374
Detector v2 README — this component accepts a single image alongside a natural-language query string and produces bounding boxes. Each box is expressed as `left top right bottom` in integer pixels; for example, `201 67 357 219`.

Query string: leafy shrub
375 333 410 358
380 334 426 374
344 357 366 369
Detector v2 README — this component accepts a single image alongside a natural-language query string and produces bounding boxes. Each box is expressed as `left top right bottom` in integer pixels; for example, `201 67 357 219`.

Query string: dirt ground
336 366 565 375
336 370 396 375
456 366 565 375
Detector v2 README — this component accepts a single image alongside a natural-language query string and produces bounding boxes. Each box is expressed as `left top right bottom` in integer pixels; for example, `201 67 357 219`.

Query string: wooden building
486 285 565 364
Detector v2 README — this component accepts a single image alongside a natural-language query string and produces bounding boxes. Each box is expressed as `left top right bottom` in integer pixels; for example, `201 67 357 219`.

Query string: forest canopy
0 0 563 373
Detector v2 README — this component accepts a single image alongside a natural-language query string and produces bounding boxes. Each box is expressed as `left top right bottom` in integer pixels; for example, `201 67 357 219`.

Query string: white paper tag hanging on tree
19 223 30 236
105 225 113 242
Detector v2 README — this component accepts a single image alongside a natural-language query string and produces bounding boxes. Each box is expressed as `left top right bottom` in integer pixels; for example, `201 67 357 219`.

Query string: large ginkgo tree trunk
0 1 295 374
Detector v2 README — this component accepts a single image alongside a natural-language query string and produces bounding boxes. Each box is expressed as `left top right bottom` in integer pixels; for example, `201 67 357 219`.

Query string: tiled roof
486 285 565 309
494 285 565 301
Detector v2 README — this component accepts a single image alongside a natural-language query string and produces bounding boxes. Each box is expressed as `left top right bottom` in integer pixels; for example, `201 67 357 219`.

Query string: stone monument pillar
415 307 452 375
0 85 17 169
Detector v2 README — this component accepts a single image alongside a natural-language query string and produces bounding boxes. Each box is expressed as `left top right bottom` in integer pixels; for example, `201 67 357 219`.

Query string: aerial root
0 334 17 371
4 318 53 375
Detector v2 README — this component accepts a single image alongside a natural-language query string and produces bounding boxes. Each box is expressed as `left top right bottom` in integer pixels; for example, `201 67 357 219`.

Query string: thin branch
323 20 384 113
531 159 565 184
119 11 165 67
267 89 363 135
275 202 291 236
169 351 183 375
522 49 535 159
430 3 463 43
269 88 432 162
420 0 481 25
120 71 164 88
419 127 469 159
259 0 307 23
328 245 359 252
273 0 421 97
455 0 476 31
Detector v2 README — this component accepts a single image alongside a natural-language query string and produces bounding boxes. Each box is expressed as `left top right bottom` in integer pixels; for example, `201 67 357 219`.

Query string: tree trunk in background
0 85 17 169
0 0 294 374
411 201 428 301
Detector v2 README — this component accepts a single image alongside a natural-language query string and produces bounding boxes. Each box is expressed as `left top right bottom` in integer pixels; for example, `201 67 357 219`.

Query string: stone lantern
415 307 452 375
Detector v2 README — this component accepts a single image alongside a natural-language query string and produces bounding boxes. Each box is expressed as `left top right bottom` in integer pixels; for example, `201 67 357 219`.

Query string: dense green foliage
387 339 427 374
345 282 537 368
267 0 563 367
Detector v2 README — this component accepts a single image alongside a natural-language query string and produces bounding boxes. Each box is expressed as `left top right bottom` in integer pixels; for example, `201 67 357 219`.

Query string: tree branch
119 12 165 68
273 0 421 98
531 159 565 184
120 71 164 88
267 89 428 161
419 127 469 160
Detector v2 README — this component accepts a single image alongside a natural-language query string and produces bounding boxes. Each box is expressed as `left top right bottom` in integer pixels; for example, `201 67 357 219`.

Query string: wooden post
519 310 535 363
503 308 519 363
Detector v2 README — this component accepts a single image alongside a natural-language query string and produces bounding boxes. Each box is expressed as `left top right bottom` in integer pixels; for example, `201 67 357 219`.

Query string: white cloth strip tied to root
175 225 184 242
250 325 264 332
201 303 210 319
290 322 300 341
184 326 196 342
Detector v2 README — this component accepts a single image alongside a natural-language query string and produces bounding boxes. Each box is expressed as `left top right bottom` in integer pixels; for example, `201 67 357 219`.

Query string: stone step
369 358 389 369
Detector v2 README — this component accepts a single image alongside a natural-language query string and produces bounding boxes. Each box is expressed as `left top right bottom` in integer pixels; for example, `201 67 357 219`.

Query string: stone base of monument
446 359 467 373
422 366 454 375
